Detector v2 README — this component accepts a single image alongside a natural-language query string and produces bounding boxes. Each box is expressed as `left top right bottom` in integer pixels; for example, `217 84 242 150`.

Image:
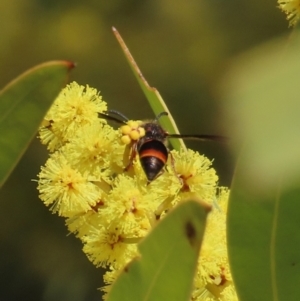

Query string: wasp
99 110 226 183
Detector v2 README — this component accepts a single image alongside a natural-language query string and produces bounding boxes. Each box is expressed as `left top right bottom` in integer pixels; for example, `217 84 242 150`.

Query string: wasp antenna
107 109 129 122
98 112 127 125
155 111 168 122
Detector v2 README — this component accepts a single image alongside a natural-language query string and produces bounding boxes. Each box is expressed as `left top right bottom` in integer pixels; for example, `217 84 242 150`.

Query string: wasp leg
169 151 183 184
124 142 137 172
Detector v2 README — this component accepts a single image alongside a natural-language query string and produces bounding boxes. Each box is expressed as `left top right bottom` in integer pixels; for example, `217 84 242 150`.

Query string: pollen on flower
100 175 156 234
37 153 101 217
191 188 235 301
66 209 103 239
101 268 121 300
171 149 218 204
82 222 139 267
39 82 107 151
278 0 300 26
62 121 124 181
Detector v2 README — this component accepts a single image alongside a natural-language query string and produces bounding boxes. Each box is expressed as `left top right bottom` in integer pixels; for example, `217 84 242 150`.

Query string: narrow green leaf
0 61 75 188
227 151 277 301
274 186 300 300
112 27 185 151
107 199 211 301
228 151 300 301
224 32 300 301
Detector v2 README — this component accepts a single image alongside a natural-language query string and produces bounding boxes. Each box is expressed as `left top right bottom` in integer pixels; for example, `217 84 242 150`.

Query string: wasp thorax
120 120 145 145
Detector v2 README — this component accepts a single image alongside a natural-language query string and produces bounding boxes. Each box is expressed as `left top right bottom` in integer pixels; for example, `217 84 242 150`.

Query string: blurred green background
0 0 287 300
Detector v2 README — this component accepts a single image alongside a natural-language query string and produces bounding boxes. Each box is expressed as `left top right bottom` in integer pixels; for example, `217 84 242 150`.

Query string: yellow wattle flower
36 82 236 301
278 0 300 26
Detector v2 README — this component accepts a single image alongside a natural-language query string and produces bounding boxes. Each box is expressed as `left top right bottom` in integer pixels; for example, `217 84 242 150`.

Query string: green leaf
0 61 75 188
107 199 211 301
228 151 300 301
112 27 185 151
224 32 300 301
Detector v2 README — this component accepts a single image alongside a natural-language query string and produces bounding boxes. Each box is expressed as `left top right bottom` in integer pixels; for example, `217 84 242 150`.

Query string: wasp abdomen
138 140 168 182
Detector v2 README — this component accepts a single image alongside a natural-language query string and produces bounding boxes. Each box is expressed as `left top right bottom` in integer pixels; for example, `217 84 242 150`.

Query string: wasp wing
166 133 228 142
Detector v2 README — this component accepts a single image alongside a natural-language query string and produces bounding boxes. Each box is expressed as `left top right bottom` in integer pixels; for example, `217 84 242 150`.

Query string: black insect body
99 110 226 183
136 120 169 182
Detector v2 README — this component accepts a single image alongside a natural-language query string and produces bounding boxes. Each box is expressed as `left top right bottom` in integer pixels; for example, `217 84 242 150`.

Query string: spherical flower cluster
36 82 237 300
120 120 145 144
